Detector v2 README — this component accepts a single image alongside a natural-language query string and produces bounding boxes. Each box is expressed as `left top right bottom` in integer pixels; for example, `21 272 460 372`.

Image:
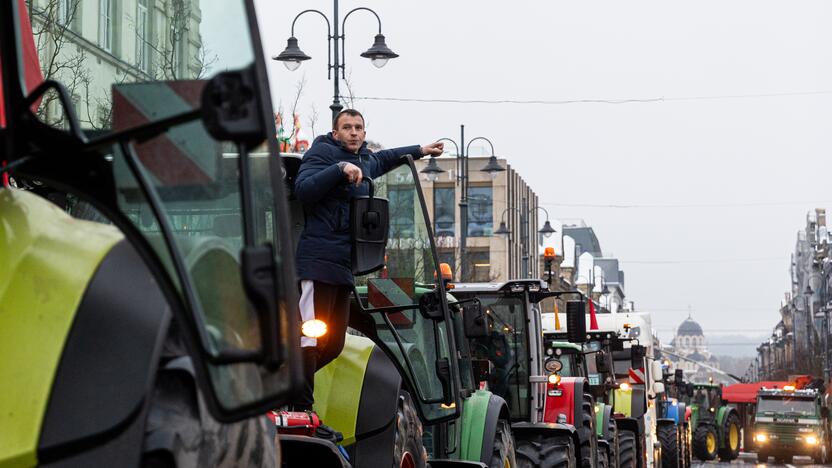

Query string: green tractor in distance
687 383 741 462
451 280 597 468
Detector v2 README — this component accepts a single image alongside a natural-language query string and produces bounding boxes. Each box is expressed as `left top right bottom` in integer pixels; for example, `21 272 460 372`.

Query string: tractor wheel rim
504 457 511 468
400 451 415 468
706 433 716 454
729 424 739 449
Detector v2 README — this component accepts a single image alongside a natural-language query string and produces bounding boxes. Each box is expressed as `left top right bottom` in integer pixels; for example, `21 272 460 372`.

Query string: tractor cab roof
451 279 549 295
758 387 818 399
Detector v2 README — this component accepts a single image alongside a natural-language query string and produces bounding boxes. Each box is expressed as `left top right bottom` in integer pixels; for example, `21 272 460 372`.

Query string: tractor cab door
351 157 462 424
1 0 302 422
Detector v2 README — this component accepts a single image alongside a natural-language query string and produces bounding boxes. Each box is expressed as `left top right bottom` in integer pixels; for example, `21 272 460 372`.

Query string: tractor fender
614 416 643 437
36 239 171 466
677 402 688 423
279 434 349 468
458 390 510 464
596 403 615 441
664 401 680 425
313 334 402 467
511 421 578 453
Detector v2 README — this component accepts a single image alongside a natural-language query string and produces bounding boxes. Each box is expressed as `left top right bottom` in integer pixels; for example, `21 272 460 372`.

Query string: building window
434 186 455 238
467 250 490 282
389 187 415 238
99 0 113 51
57 0 73 26
467 186 493 237
136 0 149 72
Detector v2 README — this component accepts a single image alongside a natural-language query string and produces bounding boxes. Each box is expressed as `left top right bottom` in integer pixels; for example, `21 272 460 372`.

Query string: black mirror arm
447 297 481 308
530 290 584 303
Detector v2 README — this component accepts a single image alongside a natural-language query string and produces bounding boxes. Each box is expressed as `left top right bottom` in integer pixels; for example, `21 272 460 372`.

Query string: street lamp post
273 1 399 122
419 125 505 281
495 206 556 278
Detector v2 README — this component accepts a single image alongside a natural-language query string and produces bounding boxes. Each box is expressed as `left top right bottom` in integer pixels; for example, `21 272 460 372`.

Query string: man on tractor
289 109 443 414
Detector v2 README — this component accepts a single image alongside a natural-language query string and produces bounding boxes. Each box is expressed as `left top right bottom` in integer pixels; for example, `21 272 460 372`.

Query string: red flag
589 298 599 330
2 0 44 186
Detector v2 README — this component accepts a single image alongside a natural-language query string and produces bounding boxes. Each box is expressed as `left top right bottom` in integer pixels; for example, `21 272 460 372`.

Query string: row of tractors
4 1 824 466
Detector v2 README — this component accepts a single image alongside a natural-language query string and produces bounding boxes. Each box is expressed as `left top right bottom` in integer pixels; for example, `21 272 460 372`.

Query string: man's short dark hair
333 109 365 129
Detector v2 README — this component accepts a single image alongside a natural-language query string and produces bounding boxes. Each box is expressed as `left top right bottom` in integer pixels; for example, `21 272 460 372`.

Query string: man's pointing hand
420 142 444 158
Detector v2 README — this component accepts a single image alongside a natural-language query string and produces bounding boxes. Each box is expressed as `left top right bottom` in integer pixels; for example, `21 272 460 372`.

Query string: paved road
693 452 830 467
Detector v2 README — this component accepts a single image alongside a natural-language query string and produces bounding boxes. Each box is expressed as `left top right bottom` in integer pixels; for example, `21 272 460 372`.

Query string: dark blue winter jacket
294 133 422 285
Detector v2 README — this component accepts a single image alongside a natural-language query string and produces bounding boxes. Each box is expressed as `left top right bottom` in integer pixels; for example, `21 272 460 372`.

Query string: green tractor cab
452 280 597 468
686 383 741 462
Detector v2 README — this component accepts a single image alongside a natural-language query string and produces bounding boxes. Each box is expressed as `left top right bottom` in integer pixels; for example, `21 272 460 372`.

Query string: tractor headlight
302 319 328 338
548 373 562 386
805 435 819 445
755 433 767 443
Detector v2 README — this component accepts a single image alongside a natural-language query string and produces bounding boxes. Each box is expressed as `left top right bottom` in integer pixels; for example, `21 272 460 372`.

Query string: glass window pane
467 186 493 237
467 294 529 421
434 186 455 238
355 164 455 421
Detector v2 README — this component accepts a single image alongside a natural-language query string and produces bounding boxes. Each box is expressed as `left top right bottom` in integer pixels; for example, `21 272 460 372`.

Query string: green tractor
451 280 598 468
1 1 305 466
277 154 513 467
687 383 741 462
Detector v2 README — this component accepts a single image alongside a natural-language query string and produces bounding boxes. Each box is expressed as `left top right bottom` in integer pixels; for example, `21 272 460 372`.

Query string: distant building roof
563 226 602 257
677 317 704 337
596 258 622 284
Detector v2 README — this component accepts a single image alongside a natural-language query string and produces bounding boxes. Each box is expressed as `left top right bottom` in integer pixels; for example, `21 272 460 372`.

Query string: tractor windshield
21 0 298 417
354 160 460 423
467 294 530 421
757 397 817 416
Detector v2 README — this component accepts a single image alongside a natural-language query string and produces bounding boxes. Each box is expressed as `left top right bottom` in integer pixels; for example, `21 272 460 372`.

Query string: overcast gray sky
254 1 832 352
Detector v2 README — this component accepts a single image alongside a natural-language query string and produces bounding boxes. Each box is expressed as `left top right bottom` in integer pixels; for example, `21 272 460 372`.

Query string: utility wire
345 90 832 106
620 257 783 264
541 201 832 209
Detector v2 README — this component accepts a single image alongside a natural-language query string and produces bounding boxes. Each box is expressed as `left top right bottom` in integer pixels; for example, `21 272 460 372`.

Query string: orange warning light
544 247 556 261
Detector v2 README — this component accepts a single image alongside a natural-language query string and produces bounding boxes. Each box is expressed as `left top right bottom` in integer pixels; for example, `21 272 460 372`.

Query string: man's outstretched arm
372 142 444 177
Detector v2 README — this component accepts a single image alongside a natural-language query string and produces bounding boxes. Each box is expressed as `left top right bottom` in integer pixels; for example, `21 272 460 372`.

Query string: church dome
677 317 703 337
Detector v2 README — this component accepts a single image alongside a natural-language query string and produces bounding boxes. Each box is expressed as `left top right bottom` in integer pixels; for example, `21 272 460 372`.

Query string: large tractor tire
692 424 718 461
597 444 610 468
657 424 679 468
608 417 620 468
717 413 741 462
140 361 277 468
617 429 637 468
578 392 598 468
489 419 517 468
516 435 575 468
393 390 428 468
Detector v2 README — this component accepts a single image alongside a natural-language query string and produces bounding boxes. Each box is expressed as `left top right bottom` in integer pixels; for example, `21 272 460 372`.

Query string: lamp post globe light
273 2 399 121
418 126 505 280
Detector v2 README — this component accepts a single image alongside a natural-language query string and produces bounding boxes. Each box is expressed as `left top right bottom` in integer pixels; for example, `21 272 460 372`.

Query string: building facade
415 156 540 283
665 317 721 382
749 208 830 382
28 0 204 127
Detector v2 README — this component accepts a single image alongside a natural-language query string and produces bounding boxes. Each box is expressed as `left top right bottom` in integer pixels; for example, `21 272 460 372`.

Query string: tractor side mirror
471 358 491 383
566 299 587 343
687 383 695 397
653 382 666 395
350 178 389 275
463 300 489 338
651 360 663 380
631 345 646 369
596 351 610 374
674 369 684 386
